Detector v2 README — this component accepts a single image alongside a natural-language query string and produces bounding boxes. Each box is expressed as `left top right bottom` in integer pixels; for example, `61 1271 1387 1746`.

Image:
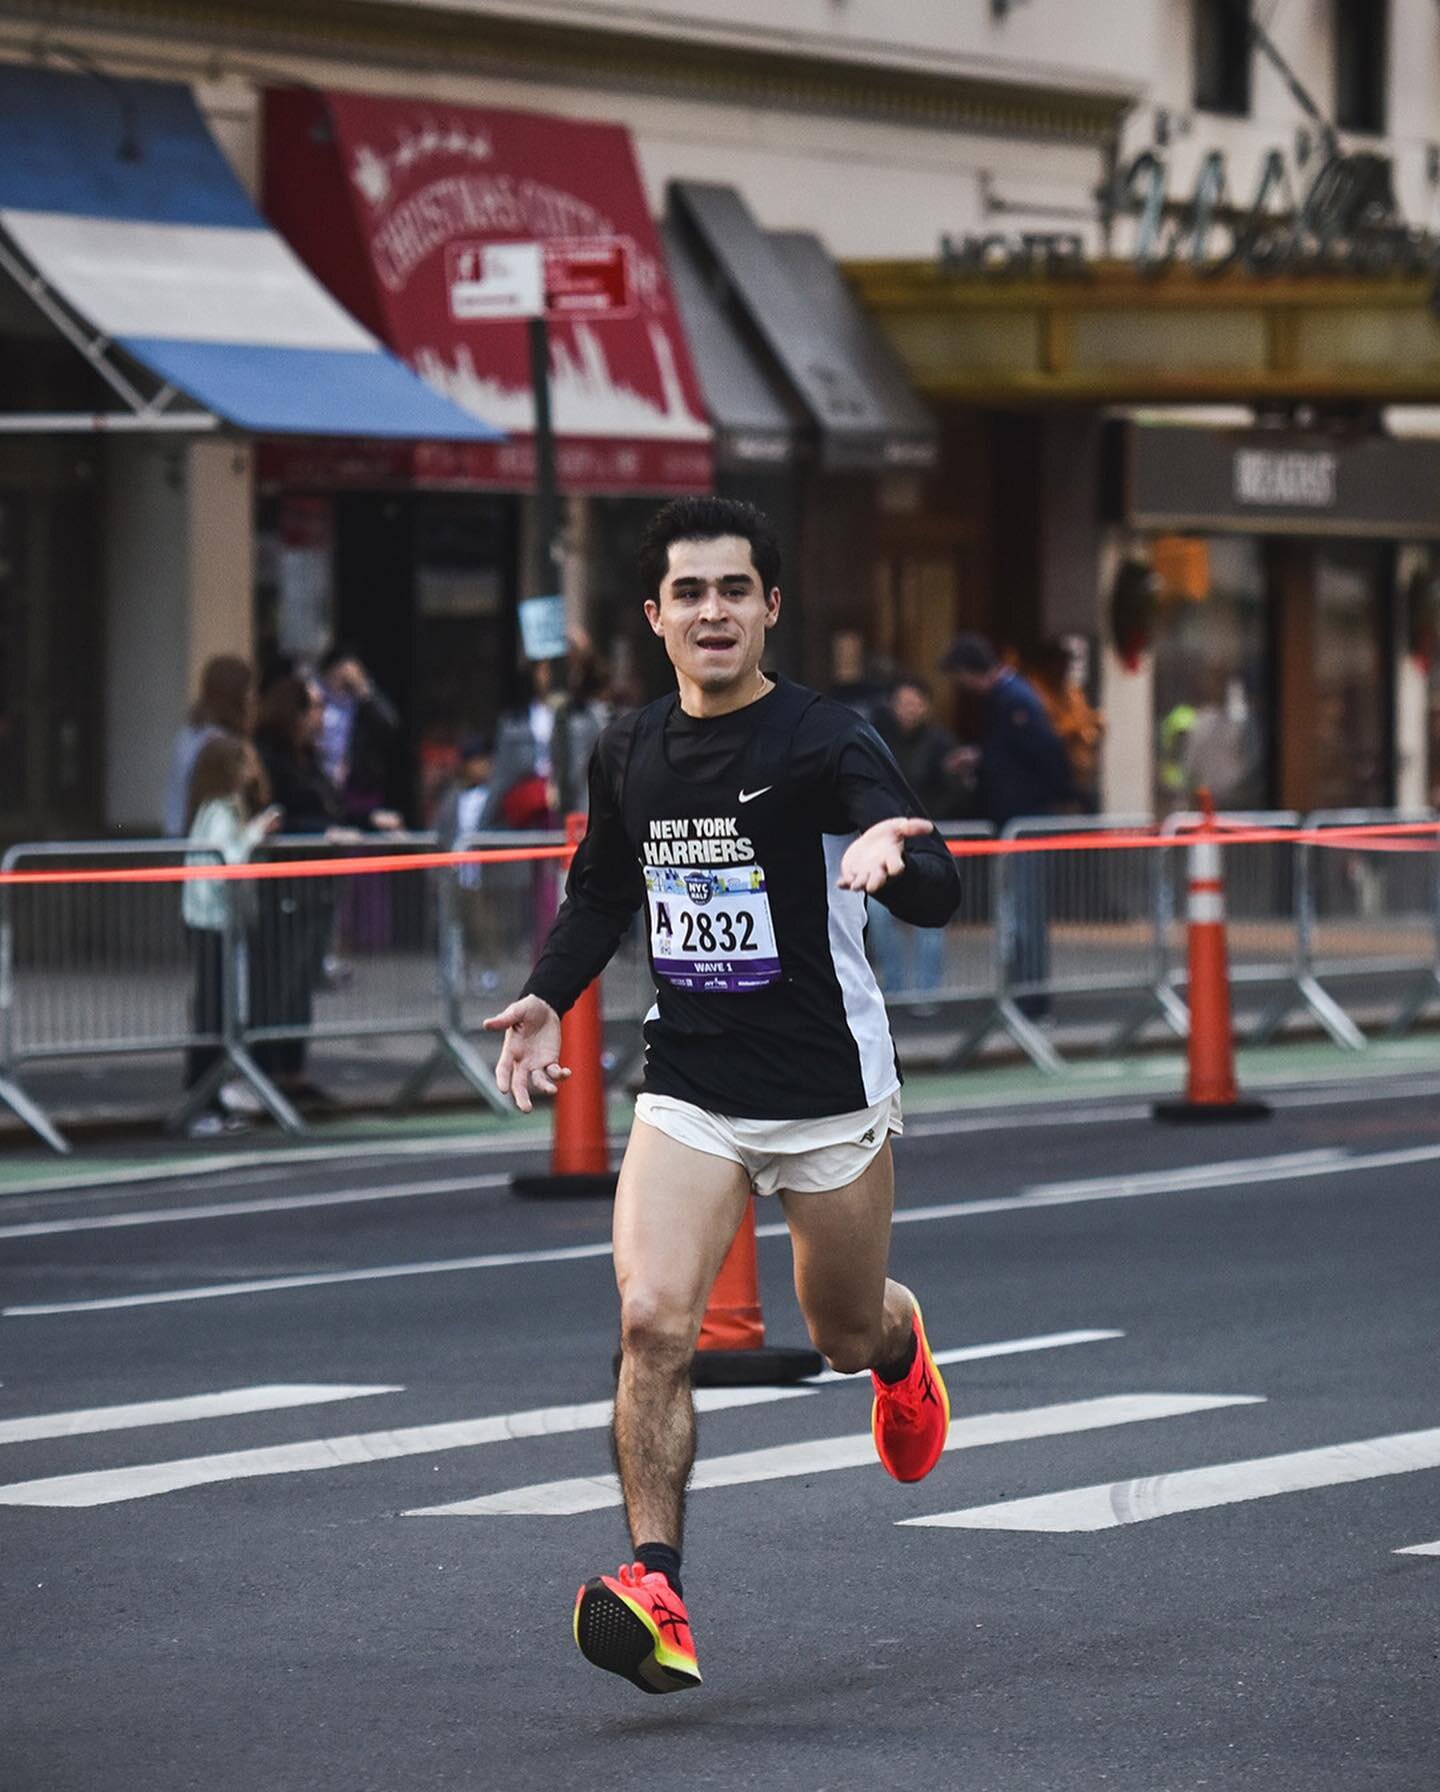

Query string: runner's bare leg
779 1140 915 1374
611 1120 753 1549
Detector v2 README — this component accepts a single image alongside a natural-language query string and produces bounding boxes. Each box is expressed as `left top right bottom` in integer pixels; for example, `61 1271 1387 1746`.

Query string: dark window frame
1334 0 1389 136
1194 0 1253 118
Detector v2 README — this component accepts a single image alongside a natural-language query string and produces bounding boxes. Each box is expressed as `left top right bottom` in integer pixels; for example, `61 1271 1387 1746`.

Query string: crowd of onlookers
168 629 1100 1130
835 630 1104 1009
166 639 635 1136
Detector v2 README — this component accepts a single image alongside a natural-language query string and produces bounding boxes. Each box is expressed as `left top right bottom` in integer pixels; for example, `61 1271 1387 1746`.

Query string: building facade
0 0 1436 831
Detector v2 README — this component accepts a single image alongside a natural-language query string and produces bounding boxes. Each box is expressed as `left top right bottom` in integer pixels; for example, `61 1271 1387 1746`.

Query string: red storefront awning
261 88 712 494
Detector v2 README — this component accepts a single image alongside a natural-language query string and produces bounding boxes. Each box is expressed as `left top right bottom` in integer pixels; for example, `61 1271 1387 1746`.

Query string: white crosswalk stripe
902 1426 1440 1533
1394 1540 1440 1557
0 1329 1117 1509
0 1384 400 1445
406 1393 1261 1518
0 1385 809 1509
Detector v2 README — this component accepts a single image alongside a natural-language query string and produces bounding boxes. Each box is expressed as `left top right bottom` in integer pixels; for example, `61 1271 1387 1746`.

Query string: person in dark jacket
318 646 404 828
942 633 1078 1018
251 675 345 1102
870 675 963 997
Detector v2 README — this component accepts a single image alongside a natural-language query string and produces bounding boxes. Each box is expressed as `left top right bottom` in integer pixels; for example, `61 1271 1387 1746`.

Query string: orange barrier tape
0 819 1434 886
940 820 1440 859
0 844 574 887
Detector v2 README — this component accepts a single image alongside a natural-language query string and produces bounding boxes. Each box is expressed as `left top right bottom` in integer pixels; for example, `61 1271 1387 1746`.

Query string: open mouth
696 634 737 653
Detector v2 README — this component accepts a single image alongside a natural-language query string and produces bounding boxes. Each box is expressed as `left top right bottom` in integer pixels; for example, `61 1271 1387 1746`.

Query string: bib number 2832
645 864 782 993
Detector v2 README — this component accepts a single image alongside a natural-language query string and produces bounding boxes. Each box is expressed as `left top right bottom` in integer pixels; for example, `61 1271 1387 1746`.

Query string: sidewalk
1 1030 1436 1199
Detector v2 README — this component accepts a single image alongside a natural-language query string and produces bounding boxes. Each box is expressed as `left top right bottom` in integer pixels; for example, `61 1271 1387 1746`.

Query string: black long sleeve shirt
522 677 961 1118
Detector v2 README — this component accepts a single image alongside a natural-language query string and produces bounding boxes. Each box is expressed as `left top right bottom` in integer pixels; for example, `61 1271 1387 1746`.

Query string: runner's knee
619 1289 697 1368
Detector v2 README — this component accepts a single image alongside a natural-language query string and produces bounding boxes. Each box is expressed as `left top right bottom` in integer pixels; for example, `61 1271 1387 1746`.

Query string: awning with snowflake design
262 88 713 494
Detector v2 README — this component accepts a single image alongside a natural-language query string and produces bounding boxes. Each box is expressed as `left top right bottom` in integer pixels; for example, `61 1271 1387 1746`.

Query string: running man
484 497 962 1696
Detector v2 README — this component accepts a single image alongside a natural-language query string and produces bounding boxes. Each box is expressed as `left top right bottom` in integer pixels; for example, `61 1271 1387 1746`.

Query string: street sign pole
527 313 559 599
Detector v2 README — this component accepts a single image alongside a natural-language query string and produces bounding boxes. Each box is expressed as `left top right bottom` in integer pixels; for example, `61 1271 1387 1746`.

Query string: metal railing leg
1295 974 1367 1050
0 1073 70 1154
226 932 305 1134
0 886 69 1152
395 870 507 1115
993 852 1065 1074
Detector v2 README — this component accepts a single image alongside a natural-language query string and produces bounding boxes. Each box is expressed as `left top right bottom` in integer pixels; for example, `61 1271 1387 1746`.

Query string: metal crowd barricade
1257 808 1440 1047
1158 812 1301 1046
0 839 296 1153
449 824 654 1077
944 815 1155 1074
245 832 508 1115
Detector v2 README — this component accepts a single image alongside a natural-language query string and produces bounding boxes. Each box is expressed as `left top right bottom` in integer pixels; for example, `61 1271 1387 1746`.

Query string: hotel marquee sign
941 147 1440 281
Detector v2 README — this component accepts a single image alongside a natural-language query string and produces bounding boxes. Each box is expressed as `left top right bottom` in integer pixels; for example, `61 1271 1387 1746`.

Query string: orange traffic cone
690 1199 823 1386
1154 790 1270 1123
513 815 619 1197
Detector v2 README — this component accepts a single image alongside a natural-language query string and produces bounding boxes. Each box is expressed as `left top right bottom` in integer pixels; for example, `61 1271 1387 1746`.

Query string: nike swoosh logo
738 786 773 803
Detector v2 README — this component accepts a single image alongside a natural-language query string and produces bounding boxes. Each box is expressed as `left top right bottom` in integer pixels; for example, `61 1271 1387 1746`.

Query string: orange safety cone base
513 1169 619 1198
1153 1095 1271 1123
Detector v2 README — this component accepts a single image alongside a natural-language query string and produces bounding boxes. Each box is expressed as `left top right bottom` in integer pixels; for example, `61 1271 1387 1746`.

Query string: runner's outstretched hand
836 817 936 895
483 994 570 1113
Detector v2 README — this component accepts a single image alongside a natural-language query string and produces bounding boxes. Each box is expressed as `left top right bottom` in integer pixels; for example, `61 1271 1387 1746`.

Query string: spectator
163 655 253 837
869 675 963 999
251 675 345 1106
480 661 561 831
1026 639 1105 812
551 647 611 820
942 632 1077 1019
180 734 280 1137
434 734 507 993
318 646 404 830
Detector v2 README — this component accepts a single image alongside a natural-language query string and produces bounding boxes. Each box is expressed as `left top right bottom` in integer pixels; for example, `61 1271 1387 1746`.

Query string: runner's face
645 535 780 704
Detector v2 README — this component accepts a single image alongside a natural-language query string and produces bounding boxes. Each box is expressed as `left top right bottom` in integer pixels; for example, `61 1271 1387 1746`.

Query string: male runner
485 497 961 1696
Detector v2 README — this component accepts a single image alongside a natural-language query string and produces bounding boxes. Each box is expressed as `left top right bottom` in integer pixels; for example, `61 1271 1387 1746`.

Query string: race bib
645 864 782 993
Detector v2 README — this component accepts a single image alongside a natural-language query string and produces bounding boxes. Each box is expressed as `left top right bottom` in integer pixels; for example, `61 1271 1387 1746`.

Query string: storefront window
1152 535 1269 815
1309 544 1389 812
0 493 26 817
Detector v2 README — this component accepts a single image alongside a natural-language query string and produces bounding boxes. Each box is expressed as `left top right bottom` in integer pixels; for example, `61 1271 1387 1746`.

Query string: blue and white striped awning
0 66 503 439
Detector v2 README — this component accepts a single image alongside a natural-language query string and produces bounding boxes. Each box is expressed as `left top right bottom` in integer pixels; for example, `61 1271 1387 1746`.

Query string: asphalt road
4 1079 1440 1792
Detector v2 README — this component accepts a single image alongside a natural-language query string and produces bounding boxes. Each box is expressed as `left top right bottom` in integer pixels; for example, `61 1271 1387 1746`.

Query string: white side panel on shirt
822 833 896 1106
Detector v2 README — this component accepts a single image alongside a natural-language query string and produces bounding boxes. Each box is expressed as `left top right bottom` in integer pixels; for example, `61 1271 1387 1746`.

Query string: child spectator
181 735 280 1136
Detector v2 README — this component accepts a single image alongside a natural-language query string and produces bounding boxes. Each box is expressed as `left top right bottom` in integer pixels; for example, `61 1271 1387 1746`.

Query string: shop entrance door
874 536 979 718
1273 539 1392 814
0 441 102 840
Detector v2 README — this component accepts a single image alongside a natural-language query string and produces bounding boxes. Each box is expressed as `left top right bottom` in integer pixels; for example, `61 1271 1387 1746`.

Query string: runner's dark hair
638 496 780 600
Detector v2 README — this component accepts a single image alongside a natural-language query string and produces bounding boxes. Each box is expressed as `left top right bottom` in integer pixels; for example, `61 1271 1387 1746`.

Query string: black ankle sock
874 1329 918 1385
635 1542 683 1597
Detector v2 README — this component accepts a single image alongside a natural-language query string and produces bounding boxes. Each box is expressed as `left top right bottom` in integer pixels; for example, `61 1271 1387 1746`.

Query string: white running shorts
633 1089 903 1197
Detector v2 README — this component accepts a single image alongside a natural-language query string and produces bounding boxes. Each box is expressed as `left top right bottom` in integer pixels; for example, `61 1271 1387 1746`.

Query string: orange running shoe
871 1299 950 1482
573 1563 702 1694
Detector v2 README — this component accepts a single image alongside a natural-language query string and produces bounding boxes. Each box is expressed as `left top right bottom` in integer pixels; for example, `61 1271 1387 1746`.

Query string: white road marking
0 1128 553 1200
1394 1540 1440 1556
4 1240 618 1316
0 1329 1117 1507
0 1384 400 1445
0 1385 810 1509
0 1174 513 1240
407 1393 1259 1518
6 1058 1439 1204
904 1425 1440 1533
829 1328 1123 1381
15 1137 1440 1319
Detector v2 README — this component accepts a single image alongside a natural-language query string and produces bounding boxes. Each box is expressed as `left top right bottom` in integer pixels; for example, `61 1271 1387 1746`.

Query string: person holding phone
181 734 281 1137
